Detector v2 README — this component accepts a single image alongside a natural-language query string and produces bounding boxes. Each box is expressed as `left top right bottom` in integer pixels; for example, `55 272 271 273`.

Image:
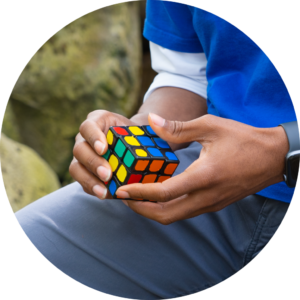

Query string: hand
69 110 137 199
116 113 289 224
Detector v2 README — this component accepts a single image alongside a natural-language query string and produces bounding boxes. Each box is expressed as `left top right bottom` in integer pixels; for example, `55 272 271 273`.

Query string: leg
16 142 289 299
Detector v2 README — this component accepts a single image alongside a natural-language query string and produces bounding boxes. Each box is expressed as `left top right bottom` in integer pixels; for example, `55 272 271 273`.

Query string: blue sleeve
143 0 203 53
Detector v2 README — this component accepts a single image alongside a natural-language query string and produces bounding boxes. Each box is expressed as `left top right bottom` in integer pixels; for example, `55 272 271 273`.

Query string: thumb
148 113 213 144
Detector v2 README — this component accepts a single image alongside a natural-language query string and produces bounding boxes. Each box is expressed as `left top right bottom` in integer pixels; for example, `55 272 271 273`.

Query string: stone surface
2 101 21 142
2 2 142 182
0 134 60 212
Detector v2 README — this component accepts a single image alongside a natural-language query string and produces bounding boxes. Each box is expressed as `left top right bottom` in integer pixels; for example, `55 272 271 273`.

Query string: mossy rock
2 2 142 181
0 134 60 212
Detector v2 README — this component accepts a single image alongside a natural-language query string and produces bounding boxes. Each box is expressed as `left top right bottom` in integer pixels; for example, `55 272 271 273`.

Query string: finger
79 119 108 155
148 113 218 144
80 110 137 156
69 158 110 199
122 196 185 225
123 193 211 225
73 139 112 182
116 163 212 202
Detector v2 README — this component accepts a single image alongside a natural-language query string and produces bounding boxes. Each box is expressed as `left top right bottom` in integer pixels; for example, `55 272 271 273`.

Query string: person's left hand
116 113 289 225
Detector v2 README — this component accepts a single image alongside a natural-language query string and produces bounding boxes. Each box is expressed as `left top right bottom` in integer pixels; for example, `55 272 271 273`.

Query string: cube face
102 125 180 200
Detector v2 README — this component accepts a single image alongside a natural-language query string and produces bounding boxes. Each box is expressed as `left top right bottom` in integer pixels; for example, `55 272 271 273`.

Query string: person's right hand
69 110 137 199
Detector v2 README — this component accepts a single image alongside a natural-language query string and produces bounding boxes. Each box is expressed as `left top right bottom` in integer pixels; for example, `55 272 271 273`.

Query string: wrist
261 126 289 182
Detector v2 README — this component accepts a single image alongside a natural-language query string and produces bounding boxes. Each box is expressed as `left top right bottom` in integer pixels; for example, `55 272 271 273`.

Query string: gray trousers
16 142 289 299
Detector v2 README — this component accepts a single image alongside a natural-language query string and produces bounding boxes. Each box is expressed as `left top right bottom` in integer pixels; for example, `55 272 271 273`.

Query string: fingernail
97 166 111 182
149 113 165 127
116 190 130 199
92 185 107 199
94 141 105 155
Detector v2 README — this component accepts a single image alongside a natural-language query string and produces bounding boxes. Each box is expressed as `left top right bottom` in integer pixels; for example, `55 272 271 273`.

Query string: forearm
130 87 207 149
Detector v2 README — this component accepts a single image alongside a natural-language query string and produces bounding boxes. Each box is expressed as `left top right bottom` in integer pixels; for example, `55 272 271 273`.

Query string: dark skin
70 87 206 198
69 87 289 224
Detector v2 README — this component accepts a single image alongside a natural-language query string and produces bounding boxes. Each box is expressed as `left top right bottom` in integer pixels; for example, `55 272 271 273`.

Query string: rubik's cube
102 125 180 200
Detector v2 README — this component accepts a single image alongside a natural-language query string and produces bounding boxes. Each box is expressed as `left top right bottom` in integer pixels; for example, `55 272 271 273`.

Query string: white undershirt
143 42 208 102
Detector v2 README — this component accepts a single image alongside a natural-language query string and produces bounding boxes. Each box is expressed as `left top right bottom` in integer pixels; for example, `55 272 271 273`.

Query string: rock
2 101 21 142
0 134 60 212
2 2 142 182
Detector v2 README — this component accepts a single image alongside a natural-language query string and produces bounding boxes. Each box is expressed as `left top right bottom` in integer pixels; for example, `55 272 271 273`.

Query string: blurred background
0 1 157 212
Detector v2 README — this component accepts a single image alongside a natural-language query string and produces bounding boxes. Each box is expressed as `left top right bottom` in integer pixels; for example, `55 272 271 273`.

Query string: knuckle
158 185 173 202
86 155 98 171
69 162 75 176
73 141 85 158
82 187 89 194
200 114 219 131
133 189 144 200
201 114 214 123
171 121 184 138
69 159 79 178
87 110 99 119
79 119 94 135
88 110 111 120
101 110 111 117
75 133 81 142
82 187 93 196
81 178 93 192
68 158 97 195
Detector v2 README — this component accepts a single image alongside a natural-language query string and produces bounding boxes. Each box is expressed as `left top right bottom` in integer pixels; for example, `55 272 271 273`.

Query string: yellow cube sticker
124 136 140 146
128 126 145 135
135 149 147 157
107 130 113 145
117 165 127 183
108 154 118 172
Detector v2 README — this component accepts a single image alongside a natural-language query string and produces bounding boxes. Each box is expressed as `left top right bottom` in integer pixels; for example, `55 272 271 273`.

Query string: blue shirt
144 0 296 203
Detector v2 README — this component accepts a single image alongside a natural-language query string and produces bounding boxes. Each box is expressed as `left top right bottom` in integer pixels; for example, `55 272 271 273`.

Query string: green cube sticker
103 149 111 160
124 150 135 168
115 139 126 158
